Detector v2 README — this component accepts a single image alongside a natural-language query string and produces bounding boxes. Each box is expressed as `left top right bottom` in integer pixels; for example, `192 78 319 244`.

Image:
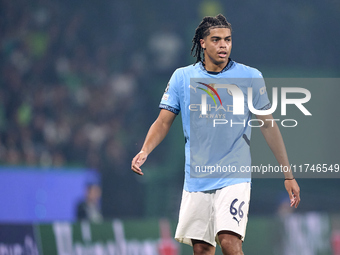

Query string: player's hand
131 151 148 175
284 179 300 208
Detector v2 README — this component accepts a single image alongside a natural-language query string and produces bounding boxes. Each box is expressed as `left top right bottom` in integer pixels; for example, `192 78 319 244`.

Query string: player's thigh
217 230 243 255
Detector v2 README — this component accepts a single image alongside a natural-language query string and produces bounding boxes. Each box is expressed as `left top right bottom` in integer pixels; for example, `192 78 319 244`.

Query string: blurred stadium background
0 0 339 254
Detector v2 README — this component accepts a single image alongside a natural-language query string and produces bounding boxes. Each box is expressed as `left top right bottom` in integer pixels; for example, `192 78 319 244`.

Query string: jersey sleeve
159 69 181 114
251 70 271 110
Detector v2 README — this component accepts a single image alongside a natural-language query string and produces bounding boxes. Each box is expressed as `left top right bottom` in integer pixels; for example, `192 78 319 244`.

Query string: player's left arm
255 113 301 208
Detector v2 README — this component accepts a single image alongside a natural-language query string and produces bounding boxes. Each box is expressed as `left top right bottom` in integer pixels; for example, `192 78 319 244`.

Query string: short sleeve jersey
159 60 271 192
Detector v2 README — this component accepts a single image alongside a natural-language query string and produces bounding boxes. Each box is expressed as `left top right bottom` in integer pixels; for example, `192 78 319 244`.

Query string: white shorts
175 182 251 247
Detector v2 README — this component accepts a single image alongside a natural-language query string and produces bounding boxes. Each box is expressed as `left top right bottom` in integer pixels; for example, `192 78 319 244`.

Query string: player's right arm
131 109 176 175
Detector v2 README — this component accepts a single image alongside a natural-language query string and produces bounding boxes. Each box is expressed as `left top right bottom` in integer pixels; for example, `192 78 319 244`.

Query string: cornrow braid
191 14 232 64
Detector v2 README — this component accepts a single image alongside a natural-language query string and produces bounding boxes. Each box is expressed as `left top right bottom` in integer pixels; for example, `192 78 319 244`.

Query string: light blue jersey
159 60 271 192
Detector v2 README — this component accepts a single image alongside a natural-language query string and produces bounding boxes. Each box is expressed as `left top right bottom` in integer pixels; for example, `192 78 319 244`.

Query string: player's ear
200 39 206 50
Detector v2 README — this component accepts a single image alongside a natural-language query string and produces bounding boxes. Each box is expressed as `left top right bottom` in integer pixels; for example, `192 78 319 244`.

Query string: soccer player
131 14 300 255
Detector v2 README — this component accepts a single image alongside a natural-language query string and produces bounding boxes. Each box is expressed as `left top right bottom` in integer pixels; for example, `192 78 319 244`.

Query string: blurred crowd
0 0 184 171
2 0 339 171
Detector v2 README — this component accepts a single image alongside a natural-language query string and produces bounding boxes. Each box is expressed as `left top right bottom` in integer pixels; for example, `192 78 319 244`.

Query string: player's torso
178 62 258 141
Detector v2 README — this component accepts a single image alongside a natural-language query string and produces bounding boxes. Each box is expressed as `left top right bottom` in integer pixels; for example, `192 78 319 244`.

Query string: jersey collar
199 58 234 74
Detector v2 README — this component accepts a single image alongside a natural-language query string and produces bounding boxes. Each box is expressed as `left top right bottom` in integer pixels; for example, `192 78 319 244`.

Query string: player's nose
219 40 227 48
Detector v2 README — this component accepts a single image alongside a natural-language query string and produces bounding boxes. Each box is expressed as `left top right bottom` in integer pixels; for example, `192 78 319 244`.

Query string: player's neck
203 59 229 73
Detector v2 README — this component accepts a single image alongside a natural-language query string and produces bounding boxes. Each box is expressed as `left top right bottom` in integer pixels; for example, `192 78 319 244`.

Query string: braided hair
191 14 232 64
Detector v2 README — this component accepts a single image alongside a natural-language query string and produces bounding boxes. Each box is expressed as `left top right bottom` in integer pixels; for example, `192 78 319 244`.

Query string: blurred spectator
276 191 294 218
332 230 340 255
148 26 183 73
76 183 103 223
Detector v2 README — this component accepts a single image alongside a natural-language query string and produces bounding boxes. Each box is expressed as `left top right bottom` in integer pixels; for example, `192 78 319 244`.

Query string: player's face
200 27 232 71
